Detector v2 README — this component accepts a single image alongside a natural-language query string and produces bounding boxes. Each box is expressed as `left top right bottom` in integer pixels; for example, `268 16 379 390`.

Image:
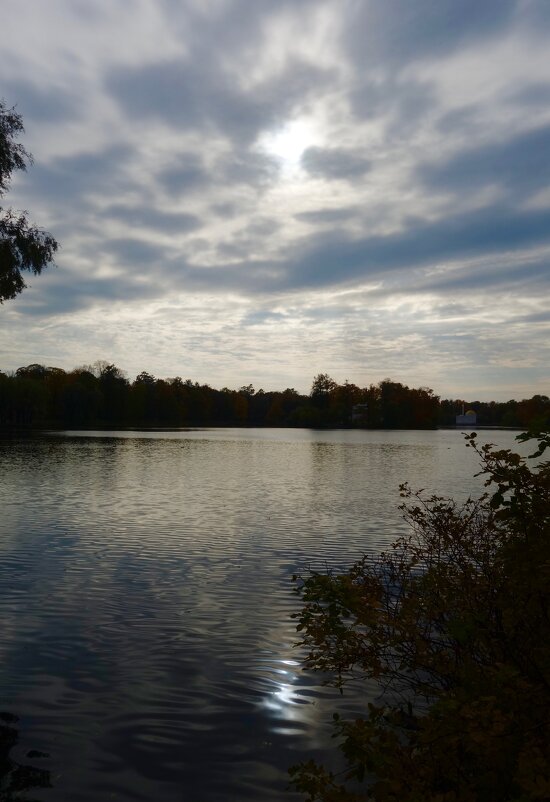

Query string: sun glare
260 119 317 166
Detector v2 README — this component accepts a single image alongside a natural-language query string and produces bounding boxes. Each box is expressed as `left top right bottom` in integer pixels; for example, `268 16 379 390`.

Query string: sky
1 0 549 399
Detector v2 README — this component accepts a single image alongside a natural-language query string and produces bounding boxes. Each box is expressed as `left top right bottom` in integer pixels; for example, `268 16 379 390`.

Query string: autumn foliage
291 432 550 801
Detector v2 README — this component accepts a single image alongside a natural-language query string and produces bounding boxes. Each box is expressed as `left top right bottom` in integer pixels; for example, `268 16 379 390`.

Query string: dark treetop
0 100 58 302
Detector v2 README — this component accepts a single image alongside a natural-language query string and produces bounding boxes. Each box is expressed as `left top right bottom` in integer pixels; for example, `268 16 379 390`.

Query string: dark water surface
0 428 522 801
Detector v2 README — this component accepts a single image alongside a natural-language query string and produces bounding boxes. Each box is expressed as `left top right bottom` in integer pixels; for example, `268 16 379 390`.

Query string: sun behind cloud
259 118 320 168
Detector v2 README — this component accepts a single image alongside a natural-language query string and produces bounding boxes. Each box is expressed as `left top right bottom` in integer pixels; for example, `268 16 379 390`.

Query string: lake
0 427 524 801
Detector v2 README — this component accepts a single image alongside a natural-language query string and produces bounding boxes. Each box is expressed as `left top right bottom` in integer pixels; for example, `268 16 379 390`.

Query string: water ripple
0 428 521 800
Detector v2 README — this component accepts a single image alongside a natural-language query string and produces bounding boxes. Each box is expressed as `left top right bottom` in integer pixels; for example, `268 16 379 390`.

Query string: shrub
291 432 550 801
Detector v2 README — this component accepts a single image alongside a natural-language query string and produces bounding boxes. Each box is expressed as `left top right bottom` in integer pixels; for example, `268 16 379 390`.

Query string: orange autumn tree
291 432 550 801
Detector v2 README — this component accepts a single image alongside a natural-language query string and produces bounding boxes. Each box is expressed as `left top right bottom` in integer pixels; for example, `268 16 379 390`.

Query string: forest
0 362 548 430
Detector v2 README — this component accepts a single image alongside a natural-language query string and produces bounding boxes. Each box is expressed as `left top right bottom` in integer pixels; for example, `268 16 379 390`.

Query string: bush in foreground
291 432 550 801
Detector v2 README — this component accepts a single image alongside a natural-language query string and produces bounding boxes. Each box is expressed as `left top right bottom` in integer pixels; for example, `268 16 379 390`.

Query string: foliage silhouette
0 100 58 302
0 363 548 430
0 713 51 801
291 432 550 801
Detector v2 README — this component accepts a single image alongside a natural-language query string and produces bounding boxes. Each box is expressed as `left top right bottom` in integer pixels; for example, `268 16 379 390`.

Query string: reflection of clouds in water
1 430 520 799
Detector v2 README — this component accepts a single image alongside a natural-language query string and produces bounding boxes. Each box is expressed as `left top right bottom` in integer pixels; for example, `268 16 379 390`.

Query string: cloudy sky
1 0 549 399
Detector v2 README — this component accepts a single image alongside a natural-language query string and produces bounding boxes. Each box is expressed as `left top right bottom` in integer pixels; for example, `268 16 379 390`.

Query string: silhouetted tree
0 100 58 301
95 362 128 424
310 374 337 408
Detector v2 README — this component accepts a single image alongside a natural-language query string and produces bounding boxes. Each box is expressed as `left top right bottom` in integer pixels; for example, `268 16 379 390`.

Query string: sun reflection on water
261 659 302 716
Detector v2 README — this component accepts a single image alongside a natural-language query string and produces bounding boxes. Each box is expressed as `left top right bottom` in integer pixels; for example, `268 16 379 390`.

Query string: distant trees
96 363 128 424
370 380 439 429
439 395 550 429
0 364 548 431
0 100 58 302
290 431 550 801
301 376 439 429
0 365 303 428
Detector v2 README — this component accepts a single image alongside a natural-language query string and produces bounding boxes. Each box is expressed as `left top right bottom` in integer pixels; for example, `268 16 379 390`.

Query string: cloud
294 208 357 226
106 54 334 148
2 0 550 398
506 81 550 108
343 0 518 70
301 147 371 182
107 59 269 144
277 205 550 293
210 201 243 219
102 237 171 266
418 124 550 199
106 204 202 235
148 204 550 303
218 149 280 189
350 78 434 130
436 105 482 136
410 256 550 296
18 145 134 206
212 217 280 261
49 203 550 309
3 79 79 123
240 309 287 326
12 270 159 316
157 154 210 197
509 309 550 324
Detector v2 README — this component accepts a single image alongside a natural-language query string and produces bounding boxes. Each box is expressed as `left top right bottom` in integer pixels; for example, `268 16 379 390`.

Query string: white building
456 410 477 426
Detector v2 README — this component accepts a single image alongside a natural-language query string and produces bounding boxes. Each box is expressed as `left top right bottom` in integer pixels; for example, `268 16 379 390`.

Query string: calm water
0 428 524 801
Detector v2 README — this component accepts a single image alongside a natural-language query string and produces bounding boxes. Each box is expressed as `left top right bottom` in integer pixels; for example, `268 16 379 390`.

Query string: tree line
0 363 548 430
